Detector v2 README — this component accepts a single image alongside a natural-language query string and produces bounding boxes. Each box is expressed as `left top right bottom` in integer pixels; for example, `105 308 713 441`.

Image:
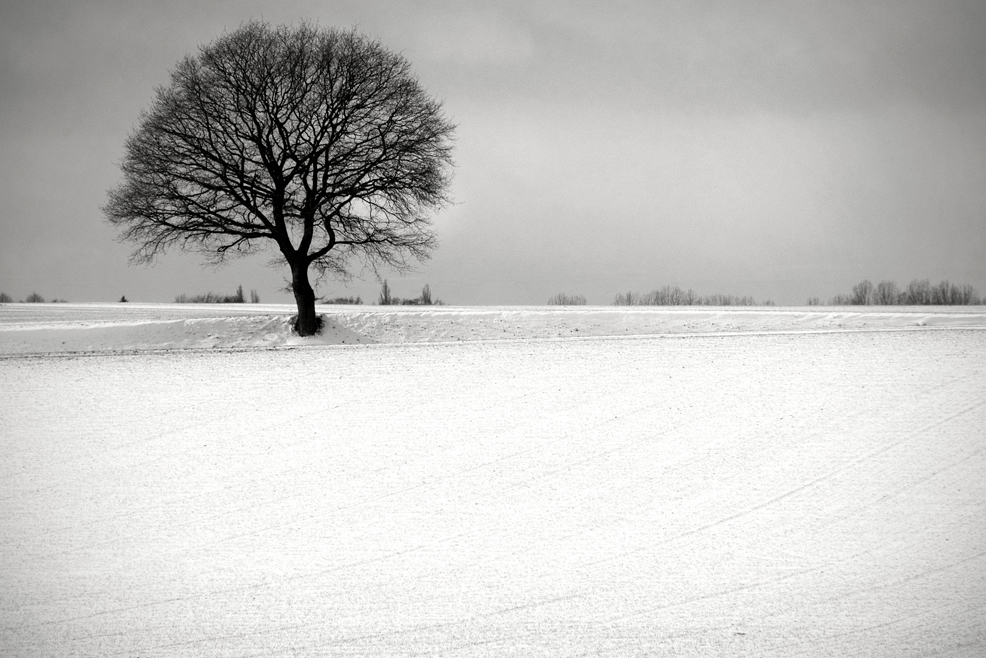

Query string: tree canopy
105 22 455 334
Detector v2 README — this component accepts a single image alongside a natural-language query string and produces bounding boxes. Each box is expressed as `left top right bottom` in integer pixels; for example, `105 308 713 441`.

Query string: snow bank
1 303 985 354
331 305 986 343
0 306 371 354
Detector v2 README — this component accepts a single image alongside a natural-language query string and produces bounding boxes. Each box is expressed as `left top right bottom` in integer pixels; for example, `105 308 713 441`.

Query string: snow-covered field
1 303 986 353
2 304 985 656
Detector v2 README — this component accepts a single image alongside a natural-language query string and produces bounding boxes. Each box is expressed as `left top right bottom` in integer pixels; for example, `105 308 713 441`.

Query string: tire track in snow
571 396 985 571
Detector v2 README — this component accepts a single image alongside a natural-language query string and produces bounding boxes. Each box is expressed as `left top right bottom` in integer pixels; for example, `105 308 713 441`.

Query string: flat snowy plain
2 303 985 657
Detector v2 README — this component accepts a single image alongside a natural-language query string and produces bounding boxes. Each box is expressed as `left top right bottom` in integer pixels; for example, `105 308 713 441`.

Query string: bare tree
378 279 393 305
957 284 981 305
931 280 950 305
104 22 455 335
874 280 900 305
850 279 874 305
905 279 932 305
613 291 637 305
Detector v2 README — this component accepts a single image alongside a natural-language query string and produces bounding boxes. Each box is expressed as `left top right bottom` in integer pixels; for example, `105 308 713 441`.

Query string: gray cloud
1 0 984 304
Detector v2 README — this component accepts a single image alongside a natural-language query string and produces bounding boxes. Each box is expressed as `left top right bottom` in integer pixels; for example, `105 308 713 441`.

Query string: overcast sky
1 0 984 305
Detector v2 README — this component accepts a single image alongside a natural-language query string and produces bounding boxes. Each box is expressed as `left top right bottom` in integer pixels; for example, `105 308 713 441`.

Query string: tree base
291 314 324 336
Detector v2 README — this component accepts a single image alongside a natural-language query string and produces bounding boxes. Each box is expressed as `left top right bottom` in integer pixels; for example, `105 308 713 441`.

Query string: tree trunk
291 261 320 336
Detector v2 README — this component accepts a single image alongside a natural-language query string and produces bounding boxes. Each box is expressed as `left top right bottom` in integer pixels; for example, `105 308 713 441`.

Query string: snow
1 304 984 656
1 303 985 354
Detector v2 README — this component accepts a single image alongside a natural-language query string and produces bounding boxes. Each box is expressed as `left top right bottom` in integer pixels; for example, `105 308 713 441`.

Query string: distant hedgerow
0 292 12 303
321 296 363 304
24 292 46 303
548 293 587 305
175 285 246 303
614 286 760 306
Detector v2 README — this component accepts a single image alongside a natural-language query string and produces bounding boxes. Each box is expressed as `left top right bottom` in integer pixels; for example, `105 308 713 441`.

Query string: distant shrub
806 297 822 306
120 295 128 303
548 293 587 305
0 292 12 303
250 289 260 303
614 285 760 306
175 285 246 303
24 292 46 303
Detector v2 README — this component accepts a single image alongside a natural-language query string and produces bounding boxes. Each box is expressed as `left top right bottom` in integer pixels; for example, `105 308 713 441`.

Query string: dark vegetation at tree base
291 314 324 335
175 285 260 304
378 281 442 305
614 286 771 306
812 279 982 306
548 293 587 305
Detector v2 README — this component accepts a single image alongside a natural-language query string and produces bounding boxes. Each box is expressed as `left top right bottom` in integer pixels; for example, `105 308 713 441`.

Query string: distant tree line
548 293 587 305
0 292 67 303
814 279 982 306
378 281 442 305
320 296 363 305
175 285 260 304
613 286 769 306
